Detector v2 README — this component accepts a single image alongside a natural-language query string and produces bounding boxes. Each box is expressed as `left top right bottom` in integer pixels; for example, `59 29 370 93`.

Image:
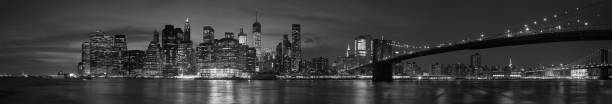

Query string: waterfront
1 79 611 104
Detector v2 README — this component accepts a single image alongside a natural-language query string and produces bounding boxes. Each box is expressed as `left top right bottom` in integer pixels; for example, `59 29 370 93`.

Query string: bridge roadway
382 29 612 63
361 28 612 81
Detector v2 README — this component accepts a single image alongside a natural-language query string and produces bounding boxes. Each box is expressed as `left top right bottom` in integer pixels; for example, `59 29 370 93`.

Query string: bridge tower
372 39 393 82
600 49 610 80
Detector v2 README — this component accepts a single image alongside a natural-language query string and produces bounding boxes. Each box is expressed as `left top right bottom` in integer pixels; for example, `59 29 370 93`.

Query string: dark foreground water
1 79 612 104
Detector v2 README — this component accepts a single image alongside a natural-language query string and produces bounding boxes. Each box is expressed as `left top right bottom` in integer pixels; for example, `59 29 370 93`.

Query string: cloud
301 32 323 48
1 0 611 74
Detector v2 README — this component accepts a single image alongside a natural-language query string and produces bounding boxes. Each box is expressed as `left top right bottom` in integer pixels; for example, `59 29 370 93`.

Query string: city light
64 1 611 81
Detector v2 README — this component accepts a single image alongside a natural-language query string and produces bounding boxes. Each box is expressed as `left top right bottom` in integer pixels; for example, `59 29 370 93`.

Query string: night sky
1 0 611 74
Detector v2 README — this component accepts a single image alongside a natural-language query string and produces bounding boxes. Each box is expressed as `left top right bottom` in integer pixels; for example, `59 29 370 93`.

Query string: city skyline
1 0 612 74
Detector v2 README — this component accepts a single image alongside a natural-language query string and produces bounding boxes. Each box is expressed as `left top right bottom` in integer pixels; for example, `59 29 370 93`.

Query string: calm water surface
2 79 612 104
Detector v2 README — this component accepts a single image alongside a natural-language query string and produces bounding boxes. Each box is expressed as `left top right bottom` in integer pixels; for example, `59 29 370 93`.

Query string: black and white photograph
1 0 612 104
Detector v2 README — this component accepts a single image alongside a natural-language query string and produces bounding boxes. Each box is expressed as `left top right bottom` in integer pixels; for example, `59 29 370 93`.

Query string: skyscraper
311 57 330 75
124 50 145 76
197 26 215 76
183 18 191 42
174 28 184 41
275 35 293 74
84 30 110 76
354 35 373 65
79 30 127 76
470 53 481 67
111 34 127 75
202 26 215 44
346 44 354 57
238 28 248 45
78 41 91 75
205 33 249 78
508 57 513 68
144 30 162 76
252 10 263 71
291 24 301 72
161 25 179 76
177 19 194 76
246 47 257 72
354 35 373 57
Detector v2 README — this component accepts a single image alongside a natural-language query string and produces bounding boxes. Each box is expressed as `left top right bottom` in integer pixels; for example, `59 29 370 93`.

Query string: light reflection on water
5 80 612 104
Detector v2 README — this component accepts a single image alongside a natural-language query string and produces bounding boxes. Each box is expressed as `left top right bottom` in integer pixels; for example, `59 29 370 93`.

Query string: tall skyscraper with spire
177 18 195 75
252 9 263 71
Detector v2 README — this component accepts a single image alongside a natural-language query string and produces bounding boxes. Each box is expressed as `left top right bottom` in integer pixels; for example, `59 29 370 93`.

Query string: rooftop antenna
255 8 259 22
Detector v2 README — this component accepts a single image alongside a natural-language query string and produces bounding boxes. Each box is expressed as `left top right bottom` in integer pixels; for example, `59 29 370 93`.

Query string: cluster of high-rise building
77 31 127 76
78 18 200 77
331 35 397 75
273 24 304 75
77 11 324 78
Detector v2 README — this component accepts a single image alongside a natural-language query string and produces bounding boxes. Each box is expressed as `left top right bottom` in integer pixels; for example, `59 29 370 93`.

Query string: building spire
346 44 352 57
255 8 259 22
347 44 351 50
509 57 513 67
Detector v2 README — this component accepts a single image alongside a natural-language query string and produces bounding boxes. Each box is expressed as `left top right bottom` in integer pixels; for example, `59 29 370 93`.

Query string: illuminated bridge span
353 1 612 81
359 28 612 81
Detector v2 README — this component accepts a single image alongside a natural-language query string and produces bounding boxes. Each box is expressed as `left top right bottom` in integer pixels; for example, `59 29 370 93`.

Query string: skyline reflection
2 79 612 104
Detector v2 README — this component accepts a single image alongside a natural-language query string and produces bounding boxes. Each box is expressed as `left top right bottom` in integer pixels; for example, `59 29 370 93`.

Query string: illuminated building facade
125 50 145 76
470 53 482 67
177 18 195 75
198 32 251 78
144 30 163 76
310 57 330 75
161 25 179 76
78 18 272 78
111 34 127 75
196 26 216 75
275 35 293 74
291 24 301 72
78 42 91 75
260 49 275 72
245 47 257 72
252 10 263 71
238 28 247 45
78 30 127 76
354 35 373 65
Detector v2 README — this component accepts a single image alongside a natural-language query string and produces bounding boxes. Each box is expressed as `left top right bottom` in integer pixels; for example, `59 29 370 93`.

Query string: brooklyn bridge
346 1 612 81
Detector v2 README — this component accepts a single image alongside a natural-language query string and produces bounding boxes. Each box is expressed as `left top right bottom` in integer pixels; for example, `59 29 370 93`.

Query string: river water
1 79 612 104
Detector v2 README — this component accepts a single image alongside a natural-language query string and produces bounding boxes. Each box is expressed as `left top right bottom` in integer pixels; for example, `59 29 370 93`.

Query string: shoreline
0 76 604 80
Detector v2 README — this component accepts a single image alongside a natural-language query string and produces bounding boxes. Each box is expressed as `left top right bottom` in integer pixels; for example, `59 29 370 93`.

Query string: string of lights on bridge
388 1 612 55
